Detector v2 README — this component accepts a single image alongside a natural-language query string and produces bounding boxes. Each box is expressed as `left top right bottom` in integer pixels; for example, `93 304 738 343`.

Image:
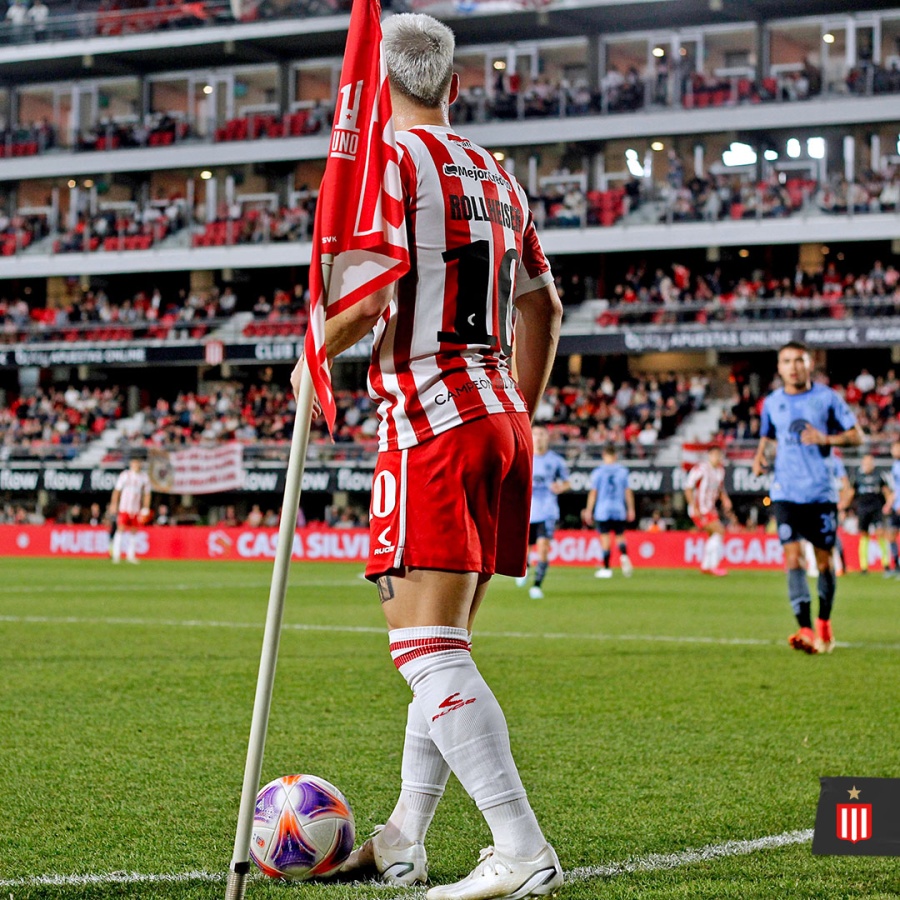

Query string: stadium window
786 138 801 159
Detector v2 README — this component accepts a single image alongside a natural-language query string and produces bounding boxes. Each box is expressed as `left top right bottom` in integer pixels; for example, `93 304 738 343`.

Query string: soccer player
109 457 151 564
849 453 891 574
516 424 570 599
293 14 564 899
883 441 900 577
583 445 634 578
752 342 862 654
684 445 733 577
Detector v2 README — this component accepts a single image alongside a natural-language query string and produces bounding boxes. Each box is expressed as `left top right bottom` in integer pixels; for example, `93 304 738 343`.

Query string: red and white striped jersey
368 124 553 451
685 460 726 516
115 468 150 515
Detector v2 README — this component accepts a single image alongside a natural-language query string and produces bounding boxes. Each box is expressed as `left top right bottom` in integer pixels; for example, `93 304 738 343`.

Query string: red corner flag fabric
303 0 410 433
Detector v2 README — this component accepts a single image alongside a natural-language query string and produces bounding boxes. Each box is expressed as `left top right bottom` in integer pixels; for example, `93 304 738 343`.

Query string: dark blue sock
818 568 836 621
602 549 611 569
534 560 549 587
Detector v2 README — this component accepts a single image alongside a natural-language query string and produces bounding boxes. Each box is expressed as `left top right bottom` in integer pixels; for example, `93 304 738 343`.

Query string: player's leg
784 541 816 652
617 523 632 577
125 525 139 563
595 526 613 578
775 502 817 653
516 528 537 588
886 517 900 577
530 532 552 599
360 415 561 897
811 504 839 653
813 545 836 653
857 516 871 574
111 514 124 562
700 520 726 575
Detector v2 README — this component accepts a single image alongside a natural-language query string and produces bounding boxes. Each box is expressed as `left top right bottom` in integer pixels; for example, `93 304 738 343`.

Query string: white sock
701 537 716 570
126 532 137 562
112 531 122 561
381 697 450 848
390 626 546 859
708 532 723 569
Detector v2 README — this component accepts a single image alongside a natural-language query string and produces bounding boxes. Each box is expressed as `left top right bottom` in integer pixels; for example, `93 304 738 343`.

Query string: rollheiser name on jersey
368 125 553 452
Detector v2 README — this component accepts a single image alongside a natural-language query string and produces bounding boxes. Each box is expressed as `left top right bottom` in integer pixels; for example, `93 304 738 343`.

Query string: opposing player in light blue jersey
883 440 900 577
583 445 635 578
753 342 862 654
516 424 570 599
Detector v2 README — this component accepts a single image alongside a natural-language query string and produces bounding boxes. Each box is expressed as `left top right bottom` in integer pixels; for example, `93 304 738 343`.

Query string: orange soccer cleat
788 627 818 654
815 618 835 654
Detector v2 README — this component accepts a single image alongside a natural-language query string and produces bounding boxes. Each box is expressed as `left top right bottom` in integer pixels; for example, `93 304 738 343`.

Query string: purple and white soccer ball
249 774 355 880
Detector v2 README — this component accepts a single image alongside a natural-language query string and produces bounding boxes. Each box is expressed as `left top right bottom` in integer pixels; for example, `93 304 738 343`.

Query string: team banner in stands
304 0 409 431
0 525 870 569
147 443 245 494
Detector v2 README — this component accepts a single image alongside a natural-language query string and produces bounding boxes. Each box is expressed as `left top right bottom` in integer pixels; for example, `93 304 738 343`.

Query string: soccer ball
250 774 355 880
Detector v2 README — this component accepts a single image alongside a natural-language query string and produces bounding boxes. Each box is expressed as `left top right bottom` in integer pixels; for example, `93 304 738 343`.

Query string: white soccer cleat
528 586 544 600
620 555 633 578
515 576 528 588
338 824 427 886
594 569 613 579
425 844 563 900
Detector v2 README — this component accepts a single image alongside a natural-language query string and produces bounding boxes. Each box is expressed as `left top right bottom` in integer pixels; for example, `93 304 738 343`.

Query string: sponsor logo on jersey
443 162 508 186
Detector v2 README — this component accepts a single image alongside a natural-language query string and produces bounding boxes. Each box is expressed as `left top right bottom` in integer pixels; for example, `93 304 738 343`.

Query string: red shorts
117 512 139 529
691 511 720 530
366 412 532 581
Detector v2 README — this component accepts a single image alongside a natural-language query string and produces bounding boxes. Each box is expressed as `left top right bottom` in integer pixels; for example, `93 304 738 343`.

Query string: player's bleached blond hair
382 13 455 108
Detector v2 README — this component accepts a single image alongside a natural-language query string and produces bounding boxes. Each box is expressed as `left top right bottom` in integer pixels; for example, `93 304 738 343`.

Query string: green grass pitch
1 559 899 899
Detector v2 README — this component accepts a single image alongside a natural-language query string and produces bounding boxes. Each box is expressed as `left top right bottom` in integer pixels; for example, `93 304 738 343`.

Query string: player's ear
448 72 460 106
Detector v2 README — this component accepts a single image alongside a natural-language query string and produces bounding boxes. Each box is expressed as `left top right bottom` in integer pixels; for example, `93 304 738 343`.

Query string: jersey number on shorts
372 470 397 518
438 240 519 356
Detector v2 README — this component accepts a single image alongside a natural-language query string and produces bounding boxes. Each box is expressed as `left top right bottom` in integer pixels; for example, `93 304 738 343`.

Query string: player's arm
551 462 571 495
625 487 635 522
582 488 597 526
800 424 864 448
512 282 562 422
751 436 775 476
110 488 120 514
837 476 853 511
719 485 735 522
290 284 393 399
141 485 152 512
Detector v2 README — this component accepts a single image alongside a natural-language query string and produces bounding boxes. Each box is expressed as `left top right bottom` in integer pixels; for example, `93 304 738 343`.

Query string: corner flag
303 0 410 433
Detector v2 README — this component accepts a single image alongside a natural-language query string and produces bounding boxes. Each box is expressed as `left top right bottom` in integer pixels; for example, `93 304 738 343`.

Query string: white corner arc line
0 830 814 890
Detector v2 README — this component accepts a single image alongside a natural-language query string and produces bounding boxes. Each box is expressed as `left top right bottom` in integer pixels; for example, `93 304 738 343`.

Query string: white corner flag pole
224 259 331 900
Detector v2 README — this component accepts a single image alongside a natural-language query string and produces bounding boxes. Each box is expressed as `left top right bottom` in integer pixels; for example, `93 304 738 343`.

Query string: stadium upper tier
0 6 894 275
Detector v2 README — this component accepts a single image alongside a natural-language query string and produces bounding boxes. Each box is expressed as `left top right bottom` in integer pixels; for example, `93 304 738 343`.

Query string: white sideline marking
0 829 814 890
565 828 814 882
0 614 898 650
3 580 367 592
0 870 224 888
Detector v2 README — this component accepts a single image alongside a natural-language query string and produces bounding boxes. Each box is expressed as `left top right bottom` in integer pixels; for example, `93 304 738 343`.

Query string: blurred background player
516 424 570 599
109 457 151 564
848 453 891 575
684 445 733 576
752 342 862 654
883 440 900 578
583 445 634 578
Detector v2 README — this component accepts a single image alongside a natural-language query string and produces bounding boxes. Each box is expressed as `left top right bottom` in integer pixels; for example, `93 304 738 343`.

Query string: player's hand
800 424 827 446
751 456 766 476
290 354 322 419
581 508 592 526
627 510 636 523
